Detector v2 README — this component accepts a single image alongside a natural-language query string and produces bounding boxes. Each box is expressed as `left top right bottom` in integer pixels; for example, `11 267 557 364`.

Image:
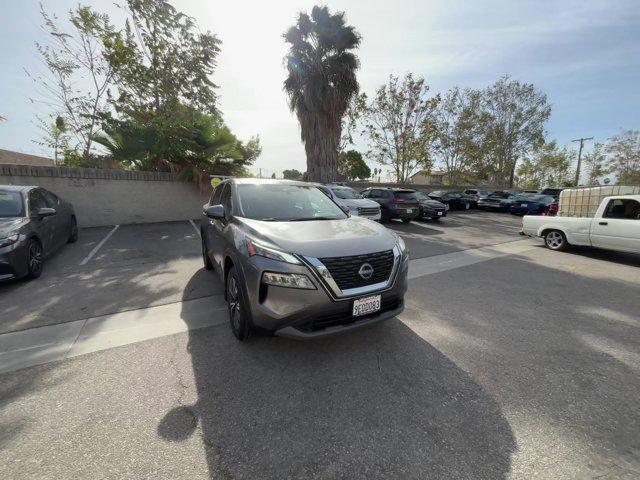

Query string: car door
590 198 640 253
203 182 223 266
210 182 232 270
40 189 68 249
28 189 56 253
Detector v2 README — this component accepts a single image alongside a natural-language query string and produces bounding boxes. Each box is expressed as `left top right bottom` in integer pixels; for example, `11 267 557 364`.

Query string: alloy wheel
28 242 43 275
228 276 241 331
546 231 564 250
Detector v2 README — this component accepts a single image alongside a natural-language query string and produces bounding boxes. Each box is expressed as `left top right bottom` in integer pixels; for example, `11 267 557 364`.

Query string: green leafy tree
516 141 572 189
35 115 69 166
339 150 370 180
361 73 439 183
284 6 361 183
476 75 551 187
583 142 608 185
31 5 114 162
282 169 304 180
606 130 640 184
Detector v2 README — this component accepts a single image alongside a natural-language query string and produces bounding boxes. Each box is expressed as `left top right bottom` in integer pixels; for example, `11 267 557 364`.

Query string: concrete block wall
0 165 208 228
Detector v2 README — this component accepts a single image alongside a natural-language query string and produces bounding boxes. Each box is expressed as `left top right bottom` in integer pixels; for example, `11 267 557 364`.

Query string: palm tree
284 6 360 183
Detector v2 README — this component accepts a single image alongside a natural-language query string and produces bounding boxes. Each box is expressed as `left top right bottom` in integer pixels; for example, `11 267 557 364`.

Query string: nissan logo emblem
358 263 374 279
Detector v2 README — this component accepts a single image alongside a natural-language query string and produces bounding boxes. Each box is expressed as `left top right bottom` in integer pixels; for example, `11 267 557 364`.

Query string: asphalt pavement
1 210 639 479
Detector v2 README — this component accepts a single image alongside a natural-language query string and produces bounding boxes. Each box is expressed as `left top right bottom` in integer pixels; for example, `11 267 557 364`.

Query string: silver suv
201 179 408 340
316 184 381 221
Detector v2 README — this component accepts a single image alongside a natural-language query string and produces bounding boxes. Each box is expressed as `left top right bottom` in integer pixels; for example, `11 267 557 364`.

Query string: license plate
352 295 381 317
406 209 413 213
437 211 443 216
521 203 528 207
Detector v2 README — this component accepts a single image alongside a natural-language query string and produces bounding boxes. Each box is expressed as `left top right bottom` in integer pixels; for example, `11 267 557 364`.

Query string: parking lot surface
1 211 639 479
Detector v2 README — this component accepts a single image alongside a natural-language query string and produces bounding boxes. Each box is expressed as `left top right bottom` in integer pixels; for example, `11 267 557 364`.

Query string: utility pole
572 137 593 186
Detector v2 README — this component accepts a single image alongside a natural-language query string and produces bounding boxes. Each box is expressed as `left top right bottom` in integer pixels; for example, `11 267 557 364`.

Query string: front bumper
421 207 447 218
239 251 409 339
0 238 29 281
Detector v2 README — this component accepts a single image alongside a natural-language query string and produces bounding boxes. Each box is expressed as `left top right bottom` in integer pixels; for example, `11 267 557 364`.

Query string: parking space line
80 225 120 266
188 219 201 237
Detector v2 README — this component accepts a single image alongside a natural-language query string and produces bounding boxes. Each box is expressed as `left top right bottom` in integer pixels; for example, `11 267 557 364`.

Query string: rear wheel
544 230 568 251
464 202 470 210
431 216 441 221
68 216 78 243
402 218 412 223
25 239 43 280
226 266 252 341
380 208 390 223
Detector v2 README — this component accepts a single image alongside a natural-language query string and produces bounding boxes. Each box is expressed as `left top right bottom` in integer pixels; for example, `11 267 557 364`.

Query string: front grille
306 296 401 332
357 206 380 216
319 250 394 290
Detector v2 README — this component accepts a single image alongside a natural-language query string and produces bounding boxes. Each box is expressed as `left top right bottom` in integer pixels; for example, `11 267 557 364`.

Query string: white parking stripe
188 219 201 237
79 225 120 266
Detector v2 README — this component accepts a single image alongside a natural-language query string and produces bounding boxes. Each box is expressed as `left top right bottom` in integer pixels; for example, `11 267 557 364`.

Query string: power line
571 136 593 186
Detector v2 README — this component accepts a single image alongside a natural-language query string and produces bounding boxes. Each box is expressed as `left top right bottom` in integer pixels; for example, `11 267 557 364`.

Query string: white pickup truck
521 195 640 253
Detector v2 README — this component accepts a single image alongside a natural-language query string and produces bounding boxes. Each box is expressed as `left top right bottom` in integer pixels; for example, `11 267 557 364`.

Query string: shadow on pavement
158 270 516 479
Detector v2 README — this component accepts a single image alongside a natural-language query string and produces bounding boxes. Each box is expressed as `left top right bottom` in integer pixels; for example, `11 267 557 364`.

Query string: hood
237 216 398 258
0 217 26 237
420 199 445 207
334 197 380 209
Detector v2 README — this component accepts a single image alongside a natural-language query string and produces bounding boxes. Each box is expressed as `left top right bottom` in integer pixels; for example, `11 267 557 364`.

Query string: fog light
262 272 316 289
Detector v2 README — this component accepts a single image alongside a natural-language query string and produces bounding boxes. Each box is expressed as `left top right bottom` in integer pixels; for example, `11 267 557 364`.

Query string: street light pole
571 136 593 186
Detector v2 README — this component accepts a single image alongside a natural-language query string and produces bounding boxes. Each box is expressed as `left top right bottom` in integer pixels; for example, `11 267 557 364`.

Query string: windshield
413 191 429 200
236 184 347 221
489 192 511 199
0 191 24 218
331 187 362 199
514 193 537 200
394 191 417 200
429 190 446 196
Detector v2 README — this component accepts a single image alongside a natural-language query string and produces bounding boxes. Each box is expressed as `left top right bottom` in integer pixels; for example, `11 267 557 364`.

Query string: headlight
246 238 301 265
0 234 19 248
262 272 316 289
395 235 407 256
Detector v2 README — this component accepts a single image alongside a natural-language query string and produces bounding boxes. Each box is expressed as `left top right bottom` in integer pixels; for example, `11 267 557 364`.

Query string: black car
510 194 556 215
360 188 420 223
477 191 518 211
427 190 474 210
462 189 494 206
411 191 448 221
541 188 564 200
0 185 77 281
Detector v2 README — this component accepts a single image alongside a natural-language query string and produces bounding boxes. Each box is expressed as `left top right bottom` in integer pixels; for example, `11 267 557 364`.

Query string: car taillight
395 198 405 203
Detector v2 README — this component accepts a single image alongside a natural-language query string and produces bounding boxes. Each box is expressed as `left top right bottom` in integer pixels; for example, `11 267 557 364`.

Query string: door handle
599 222 608 226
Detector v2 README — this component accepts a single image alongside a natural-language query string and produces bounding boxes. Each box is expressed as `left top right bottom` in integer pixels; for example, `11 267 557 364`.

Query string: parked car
360 187 420 223
411 190 447 220
521 194 640 253
0 185 78 281
200 179 409 340
427 190 474 210
477 191 518 211
462 189 494 206
510 194 556 215
316 184 381 221
541 188 564 200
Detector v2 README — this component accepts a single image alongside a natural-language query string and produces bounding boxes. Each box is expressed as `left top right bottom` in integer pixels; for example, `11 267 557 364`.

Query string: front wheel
464 202 470 210
25 239 44 280
201 234 213 270
544 230 568 251
226 266 252 341
402 218 412 223
68 216 78 243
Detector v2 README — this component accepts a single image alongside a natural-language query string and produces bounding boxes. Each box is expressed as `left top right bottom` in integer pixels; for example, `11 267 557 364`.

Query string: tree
361 73 439 183
606 130 640 184
35 115 69 166
477 75 551 187
583 142 608 185
31 5 114 162
339 150 370 180
283 5 361 183
515 141 572 189
282 169 304 180
433 87 484 185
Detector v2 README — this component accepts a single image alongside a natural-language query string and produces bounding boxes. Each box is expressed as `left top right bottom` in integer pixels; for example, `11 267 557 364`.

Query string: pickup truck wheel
544 230 568 251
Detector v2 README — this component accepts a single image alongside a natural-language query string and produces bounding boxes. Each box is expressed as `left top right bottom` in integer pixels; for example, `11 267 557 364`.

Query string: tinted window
40 189 59 206
489 192 511 199
210 183 224 205
413 191 429 200
369 189 383 197
0 191 24 217
220 183 232 220
429 190 446 196
331 187 362 199
28 189 49 215
394 191 416 200
236 184 347 221
604 199 640 220
465 190 478 195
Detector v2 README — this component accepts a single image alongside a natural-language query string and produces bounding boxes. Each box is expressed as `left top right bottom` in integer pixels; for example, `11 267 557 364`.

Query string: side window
604 199 640 220
210 183 223 205
28 189 48 216
382 190 392 199
220 183 232 220
369 189 382 198
40 189 59 207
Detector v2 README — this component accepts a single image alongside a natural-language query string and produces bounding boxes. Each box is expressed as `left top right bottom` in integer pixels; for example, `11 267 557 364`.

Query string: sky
0 0 638 178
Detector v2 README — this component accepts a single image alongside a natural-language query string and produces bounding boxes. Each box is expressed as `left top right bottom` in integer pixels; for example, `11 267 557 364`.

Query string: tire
402 218 412 223
201 234 213 270
68 216 78 243
226 266 252 341
464 202 470 210
25 238 44 280
431 216 440 221
380 209 390 223
544 230 568 251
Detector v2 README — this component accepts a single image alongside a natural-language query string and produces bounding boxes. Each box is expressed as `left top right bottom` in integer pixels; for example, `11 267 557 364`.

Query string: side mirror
37 207 57 218
204 204 225 219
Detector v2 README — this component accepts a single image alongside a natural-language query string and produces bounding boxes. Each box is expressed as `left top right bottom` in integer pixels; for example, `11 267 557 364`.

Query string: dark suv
360 188 420 223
